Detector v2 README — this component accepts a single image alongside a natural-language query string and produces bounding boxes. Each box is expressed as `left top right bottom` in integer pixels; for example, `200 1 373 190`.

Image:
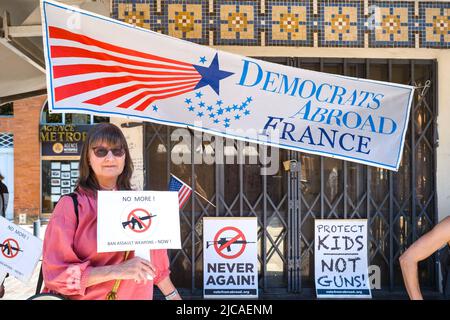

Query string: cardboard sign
203 217 258 299
315 219 371 298
97 191 181 252
0 217 43 283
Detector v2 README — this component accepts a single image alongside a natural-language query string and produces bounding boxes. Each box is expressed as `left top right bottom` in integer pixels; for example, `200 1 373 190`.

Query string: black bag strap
35 193 79 295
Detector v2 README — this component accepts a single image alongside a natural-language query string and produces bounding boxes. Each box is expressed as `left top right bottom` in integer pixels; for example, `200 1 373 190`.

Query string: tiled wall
111 0 450 48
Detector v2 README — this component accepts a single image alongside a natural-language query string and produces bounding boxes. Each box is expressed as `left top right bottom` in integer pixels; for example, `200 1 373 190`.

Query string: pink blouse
42 188 170 300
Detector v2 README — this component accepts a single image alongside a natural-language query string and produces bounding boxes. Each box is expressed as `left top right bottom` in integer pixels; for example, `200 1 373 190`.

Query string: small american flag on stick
168 174 193 209
168 174 216 208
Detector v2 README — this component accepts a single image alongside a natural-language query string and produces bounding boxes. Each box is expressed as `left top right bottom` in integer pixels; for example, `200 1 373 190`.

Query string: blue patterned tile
420 1 450 48
369 1 415 48
319 1 364 47
266 0 312 46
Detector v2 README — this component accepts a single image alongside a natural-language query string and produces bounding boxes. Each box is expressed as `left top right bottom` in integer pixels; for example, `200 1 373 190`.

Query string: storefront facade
109 0 449 298
1 0 448 299
39 102 108 217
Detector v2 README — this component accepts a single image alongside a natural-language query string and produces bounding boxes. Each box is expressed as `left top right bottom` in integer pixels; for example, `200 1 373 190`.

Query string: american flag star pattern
168 175 193 209
183 91 253 129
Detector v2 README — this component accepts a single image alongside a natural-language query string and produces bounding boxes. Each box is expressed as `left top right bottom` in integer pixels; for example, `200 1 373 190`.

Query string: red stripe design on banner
53 63 197 79
117 83 197 109
133 87 197 111
50 46 198 73
84 80 200 105
54 75 200 102
48 26 201 109
49 26 192 67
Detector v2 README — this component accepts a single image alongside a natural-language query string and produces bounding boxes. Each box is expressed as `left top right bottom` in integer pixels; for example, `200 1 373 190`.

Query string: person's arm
156 276 181 300
42 196 93 296
399 217 450 300
43 197 157 295
151 249 182 300
86 257 156 287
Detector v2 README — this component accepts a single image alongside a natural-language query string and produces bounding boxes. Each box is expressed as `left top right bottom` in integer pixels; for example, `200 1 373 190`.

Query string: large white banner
314 219 371 299
97 191 181 252
41 0 414 170
203 217 258 299
0 217 43 283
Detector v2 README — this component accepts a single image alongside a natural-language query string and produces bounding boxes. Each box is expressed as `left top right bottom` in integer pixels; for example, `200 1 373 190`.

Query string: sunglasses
92 146 125 158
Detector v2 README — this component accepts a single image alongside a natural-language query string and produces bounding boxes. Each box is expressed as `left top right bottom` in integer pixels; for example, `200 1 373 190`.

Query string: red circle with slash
213 226 247 259
126 208 152 233
1 238 21 259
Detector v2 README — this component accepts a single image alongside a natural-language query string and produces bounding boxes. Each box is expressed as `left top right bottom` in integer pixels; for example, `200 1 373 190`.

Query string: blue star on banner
152 105 158 112
195 91 203 98
193 53 234 95
199 56 207 64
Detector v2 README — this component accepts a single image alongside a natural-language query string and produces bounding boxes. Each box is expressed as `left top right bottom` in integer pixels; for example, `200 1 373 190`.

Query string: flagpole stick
193 190 216 208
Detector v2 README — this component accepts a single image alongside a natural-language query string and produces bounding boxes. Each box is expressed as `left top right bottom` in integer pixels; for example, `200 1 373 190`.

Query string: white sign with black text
315 219 371 299
203 217 258 299
97 191 181 252
0 217 43 283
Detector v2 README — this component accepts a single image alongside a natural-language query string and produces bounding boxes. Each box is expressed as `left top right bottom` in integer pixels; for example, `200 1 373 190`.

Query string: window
40 101 110 124
42 160 79 214
0 102 13 116
0 133 13 148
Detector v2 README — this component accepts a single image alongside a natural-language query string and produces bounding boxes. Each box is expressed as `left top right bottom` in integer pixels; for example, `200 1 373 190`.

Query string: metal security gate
144 58 437 298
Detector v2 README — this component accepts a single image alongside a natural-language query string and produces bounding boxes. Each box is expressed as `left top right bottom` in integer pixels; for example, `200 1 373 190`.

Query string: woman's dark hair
77 123 133 193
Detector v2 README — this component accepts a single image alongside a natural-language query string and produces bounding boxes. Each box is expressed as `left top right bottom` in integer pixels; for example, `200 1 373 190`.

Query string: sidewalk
1 224 47 300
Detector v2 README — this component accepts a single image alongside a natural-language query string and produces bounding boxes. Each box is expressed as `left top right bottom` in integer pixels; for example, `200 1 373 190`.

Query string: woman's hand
112 257 156 284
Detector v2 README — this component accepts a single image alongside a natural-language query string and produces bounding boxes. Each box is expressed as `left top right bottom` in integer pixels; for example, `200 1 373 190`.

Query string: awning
0 0 109 103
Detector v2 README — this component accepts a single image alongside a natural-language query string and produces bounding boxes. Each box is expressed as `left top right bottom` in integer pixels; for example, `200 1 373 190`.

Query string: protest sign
315 219 371 298
97 191 181 252
203 217 258 299
0 217 43 283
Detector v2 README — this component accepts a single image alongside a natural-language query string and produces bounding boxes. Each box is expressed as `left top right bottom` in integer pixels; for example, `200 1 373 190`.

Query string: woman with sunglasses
41 123 181 300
